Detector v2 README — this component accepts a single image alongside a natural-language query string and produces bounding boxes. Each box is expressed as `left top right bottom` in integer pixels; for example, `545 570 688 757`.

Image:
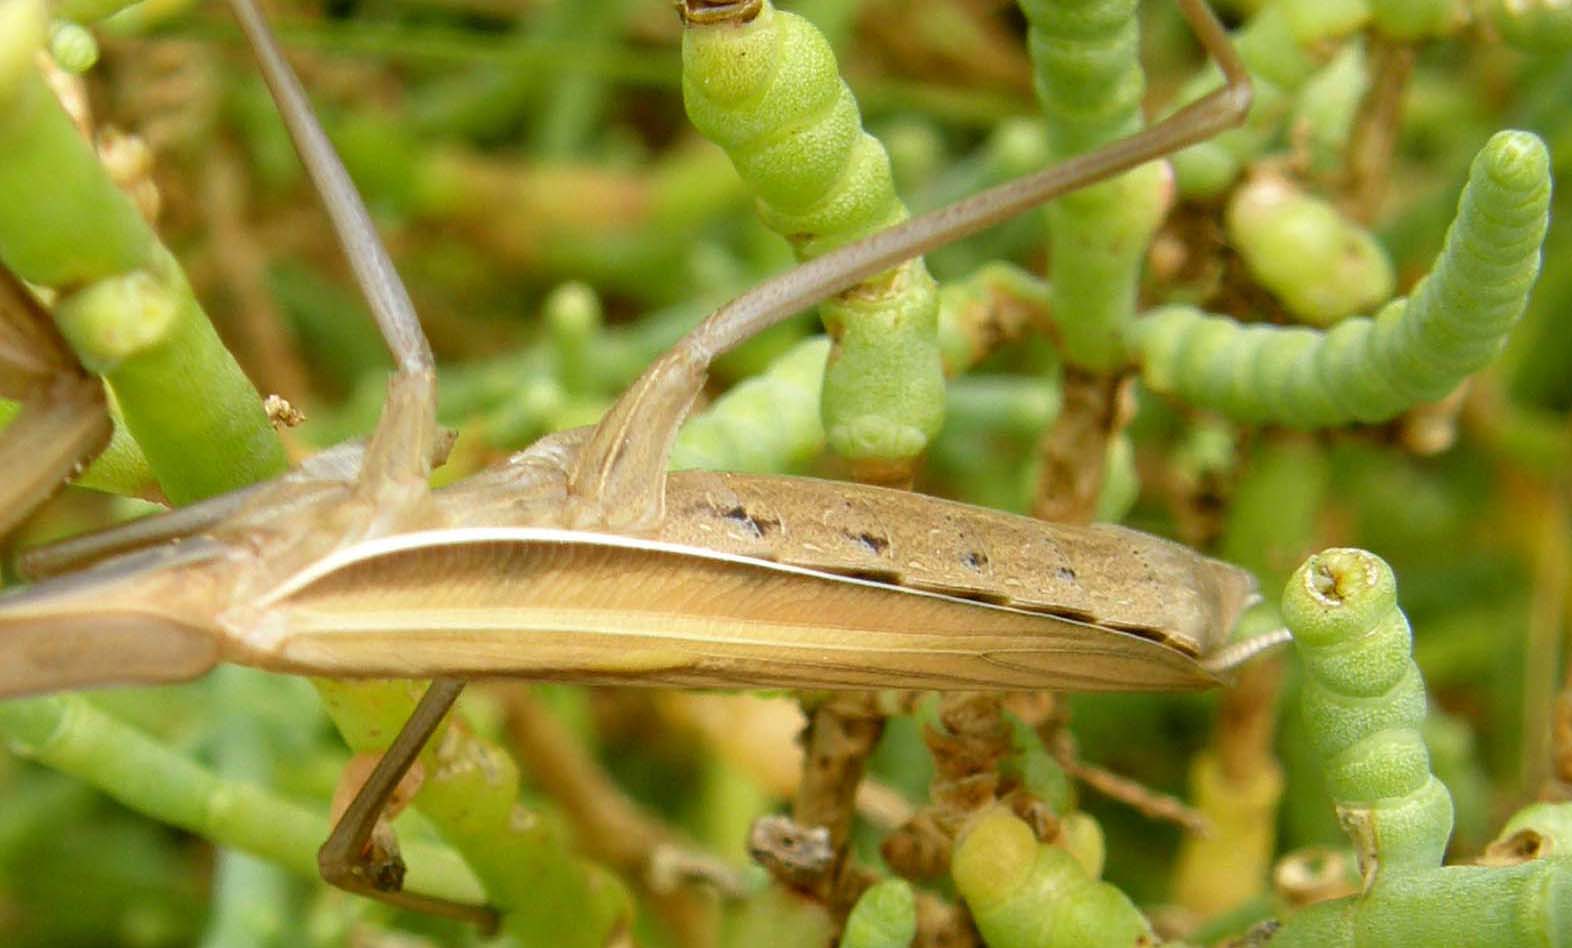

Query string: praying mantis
0 0 1267 931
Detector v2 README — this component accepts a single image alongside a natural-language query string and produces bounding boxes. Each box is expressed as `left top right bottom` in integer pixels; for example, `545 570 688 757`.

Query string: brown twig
883 692 1053 880
500 687 741 947
913 890 982 948
748 814 980 948
789 692 888 916
1217 656 1286 785
1172 656 1287 914
1551 692 1572 798
203 147 314 405
1048 729 1211 836
1031 369 1134 523
1342 35 1414 223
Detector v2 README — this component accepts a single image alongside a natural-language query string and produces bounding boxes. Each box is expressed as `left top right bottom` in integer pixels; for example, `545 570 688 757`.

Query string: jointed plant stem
1273 548 1572 945
681 0 946 479
1132 131 1551 428
0 0 284 503
1021 0 1166 372
0 692 485 905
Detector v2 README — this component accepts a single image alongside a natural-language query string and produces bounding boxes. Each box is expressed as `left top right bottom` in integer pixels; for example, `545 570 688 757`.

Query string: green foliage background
0 0 1568 944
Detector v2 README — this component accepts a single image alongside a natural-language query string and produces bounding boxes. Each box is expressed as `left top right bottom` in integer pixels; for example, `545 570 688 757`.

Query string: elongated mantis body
0 0 1260 927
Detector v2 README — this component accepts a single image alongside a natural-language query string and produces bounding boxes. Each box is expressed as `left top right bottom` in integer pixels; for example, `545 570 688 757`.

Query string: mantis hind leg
0 263 112 540
318 678 501 933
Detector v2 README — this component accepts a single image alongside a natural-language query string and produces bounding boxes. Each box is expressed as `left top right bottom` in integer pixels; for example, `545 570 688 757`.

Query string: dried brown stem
1216 656 1285 783
749 813 882 919
883 693 1053 880
203 146 313 404
789 692 887 914
1031 370 1134 523
1049 731 1211 836
1553 692 1572 795
500 687 737 946
1343 35 1414 223
914 891 982 948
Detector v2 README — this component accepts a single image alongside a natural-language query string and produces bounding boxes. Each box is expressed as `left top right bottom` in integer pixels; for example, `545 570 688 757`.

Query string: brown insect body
1 433 1253 698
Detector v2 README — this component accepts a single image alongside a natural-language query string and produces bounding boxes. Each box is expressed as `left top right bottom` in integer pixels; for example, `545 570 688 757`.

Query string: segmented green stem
0 2 284 502
669 260 1059 475
1281 549 1453 879
681 0 944 470
0 692 484 905
839 878 917 948
1270 861 1572 946
1270 752 1572 943
951 805 1152 948
1019 0 1165 371
51 249 287 502
1019 0 1144 156
1131 131 1551 428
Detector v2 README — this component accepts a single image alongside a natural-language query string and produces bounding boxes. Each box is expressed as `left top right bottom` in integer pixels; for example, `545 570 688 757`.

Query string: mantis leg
568 0 1251 530
215 10 462 916
0 262 112 539
317 678 501 932
224 0 439 505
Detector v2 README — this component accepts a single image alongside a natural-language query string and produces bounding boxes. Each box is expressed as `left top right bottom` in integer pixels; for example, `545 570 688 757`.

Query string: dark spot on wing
1055 566 1077 582
851 531 890 555
722 505 779 539
962 550 988 570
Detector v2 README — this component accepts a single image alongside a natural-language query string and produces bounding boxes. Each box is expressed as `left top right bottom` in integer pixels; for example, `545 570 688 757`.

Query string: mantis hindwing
0 0 1262 928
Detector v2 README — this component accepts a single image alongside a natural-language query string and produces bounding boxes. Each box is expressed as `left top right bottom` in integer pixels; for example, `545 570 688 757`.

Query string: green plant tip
952 805 1038 909
1281 547 1398 650
545 281 602 337
0 0 48 101
1482 129 1551 189
48 20 97 73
